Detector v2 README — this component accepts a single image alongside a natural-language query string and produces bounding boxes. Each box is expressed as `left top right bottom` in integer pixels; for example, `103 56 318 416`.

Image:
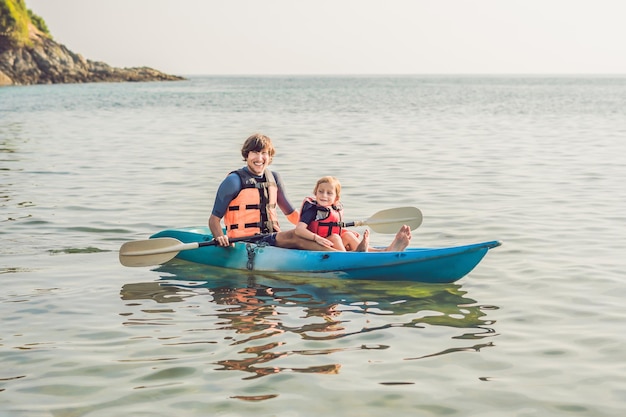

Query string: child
295 176 412 252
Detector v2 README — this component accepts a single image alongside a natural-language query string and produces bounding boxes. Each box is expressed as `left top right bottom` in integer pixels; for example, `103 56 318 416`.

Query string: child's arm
295 221 315 241
295 222 333 248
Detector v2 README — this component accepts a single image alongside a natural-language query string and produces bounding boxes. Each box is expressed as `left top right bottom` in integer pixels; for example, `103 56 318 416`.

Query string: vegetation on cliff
0 0 49 47
0 0 183 86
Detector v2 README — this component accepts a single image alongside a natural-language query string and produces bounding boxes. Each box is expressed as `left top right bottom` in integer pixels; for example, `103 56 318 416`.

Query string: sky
26 0 626 76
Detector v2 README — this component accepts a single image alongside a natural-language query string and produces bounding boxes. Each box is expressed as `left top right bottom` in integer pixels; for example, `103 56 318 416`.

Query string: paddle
119 234 270 267
119 206 423 267
343 206 422 234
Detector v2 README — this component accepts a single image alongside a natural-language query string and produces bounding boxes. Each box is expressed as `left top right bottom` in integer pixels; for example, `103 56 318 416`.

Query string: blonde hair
314 176 341 200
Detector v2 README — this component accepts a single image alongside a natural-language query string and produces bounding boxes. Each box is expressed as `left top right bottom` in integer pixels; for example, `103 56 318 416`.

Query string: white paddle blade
364 206 423 233
119 237 190 267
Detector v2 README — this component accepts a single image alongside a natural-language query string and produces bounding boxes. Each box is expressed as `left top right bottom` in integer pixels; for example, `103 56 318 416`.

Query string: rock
0 21 184 86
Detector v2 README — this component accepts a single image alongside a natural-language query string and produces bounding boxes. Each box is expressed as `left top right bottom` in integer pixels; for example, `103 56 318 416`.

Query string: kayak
147 227 501 283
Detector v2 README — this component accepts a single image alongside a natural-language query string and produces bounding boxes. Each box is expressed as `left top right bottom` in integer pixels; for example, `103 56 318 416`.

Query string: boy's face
315 182 338 207
246 147 271 176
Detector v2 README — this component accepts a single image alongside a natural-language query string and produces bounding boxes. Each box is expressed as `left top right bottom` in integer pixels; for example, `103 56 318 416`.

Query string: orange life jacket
224 169 280 238
302 197 344 237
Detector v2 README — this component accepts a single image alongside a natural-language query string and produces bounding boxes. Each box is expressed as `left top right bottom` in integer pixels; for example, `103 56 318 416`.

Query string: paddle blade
118 234 267 267
364 206 423 233
119 237 190 267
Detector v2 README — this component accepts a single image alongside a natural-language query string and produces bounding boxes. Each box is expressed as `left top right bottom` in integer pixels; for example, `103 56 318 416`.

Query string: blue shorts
256 232 278 246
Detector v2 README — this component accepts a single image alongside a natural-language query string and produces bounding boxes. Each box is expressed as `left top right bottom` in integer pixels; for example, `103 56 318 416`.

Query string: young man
208 133 332 250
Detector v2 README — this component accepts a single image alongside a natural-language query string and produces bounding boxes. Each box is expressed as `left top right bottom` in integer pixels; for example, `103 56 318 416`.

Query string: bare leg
384 225 411 252
321 234 346 251
275 229 339 251
355 229 370 252
341 230 361 251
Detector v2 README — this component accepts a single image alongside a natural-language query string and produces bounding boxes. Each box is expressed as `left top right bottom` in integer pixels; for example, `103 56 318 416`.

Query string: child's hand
315 236 333 248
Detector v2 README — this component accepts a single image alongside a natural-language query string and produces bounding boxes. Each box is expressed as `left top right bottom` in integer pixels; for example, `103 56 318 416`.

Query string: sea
1 75 625 416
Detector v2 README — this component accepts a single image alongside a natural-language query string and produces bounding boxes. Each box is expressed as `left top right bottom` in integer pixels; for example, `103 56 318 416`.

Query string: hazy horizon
27 0 626 76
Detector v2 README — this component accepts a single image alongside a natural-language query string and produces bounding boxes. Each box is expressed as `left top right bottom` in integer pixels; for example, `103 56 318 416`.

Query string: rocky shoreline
0 23 184 86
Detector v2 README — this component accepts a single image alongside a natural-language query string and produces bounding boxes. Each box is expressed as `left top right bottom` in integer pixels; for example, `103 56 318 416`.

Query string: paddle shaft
121 234 269 257
119 234 272 267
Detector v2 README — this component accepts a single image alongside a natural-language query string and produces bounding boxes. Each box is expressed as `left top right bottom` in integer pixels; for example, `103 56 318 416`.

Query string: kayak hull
150 227 501 283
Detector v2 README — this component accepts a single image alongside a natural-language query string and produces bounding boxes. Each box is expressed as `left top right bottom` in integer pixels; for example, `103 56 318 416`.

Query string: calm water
1 76 625 416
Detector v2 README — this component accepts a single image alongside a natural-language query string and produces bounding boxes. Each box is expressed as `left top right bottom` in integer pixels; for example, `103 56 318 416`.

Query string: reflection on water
119 260 498 382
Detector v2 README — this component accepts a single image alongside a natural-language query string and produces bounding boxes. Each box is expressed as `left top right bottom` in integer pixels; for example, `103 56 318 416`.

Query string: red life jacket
302 197 344 237
224 169 280 238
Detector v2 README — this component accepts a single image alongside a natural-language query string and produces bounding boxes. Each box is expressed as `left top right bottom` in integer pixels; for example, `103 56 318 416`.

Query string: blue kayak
149 227 501 283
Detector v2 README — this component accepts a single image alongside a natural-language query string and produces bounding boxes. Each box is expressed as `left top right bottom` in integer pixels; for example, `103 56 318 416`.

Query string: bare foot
385 225 411 252
355 229 370 252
